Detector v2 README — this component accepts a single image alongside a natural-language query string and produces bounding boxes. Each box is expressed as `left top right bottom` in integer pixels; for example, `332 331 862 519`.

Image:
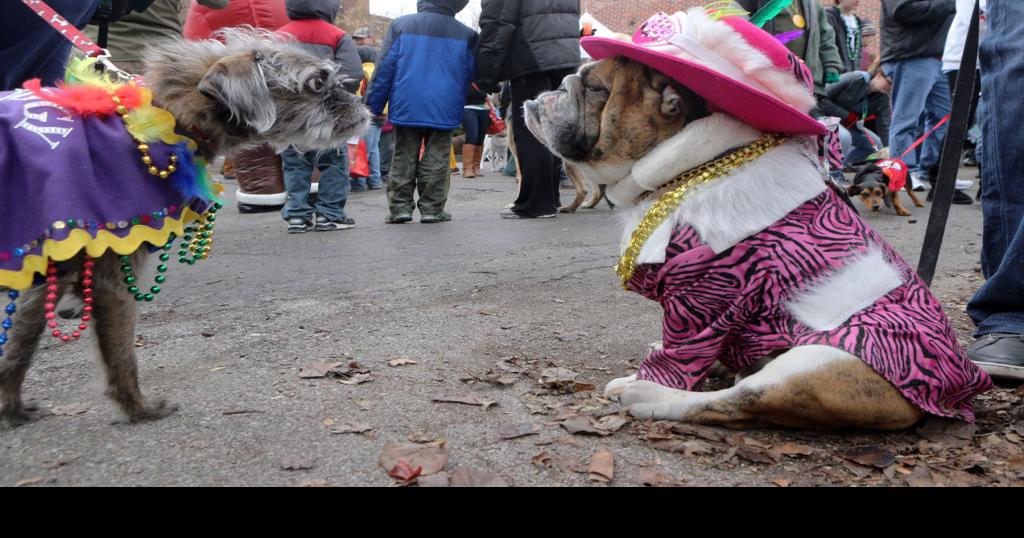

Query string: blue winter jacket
367 0 478 131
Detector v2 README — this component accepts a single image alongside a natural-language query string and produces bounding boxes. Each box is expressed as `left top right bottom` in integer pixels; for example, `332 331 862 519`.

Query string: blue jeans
363 125 382 189
967 0 1024 337
884 57 951 178
462 107 491 145
839 124 882 165
281 148 350 222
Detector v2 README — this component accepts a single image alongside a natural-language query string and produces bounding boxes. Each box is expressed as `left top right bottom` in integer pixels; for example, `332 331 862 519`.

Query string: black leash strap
95 0 113 48
917 0 981 286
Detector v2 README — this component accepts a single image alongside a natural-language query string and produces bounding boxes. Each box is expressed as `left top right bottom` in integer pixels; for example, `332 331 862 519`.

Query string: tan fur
587 60 694 165
701 358 923 430
561 162 609 213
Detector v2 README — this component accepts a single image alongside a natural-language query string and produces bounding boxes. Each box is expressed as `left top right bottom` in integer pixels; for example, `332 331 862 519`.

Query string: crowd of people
0 0 1020 373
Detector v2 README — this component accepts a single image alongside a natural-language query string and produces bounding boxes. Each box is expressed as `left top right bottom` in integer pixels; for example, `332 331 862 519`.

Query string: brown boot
473 143 486 176
462 144 477 178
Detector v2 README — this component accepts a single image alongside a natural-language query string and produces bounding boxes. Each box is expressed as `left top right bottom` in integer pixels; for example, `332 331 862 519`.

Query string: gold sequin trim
615 134 786 289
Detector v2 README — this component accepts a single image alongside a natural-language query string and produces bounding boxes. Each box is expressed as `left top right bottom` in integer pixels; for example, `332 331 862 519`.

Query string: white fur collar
609 114 828 263
605 114 761 206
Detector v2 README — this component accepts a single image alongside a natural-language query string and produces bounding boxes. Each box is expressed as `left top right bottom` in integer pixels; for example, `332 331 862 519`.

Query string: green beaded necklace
121 201 223 302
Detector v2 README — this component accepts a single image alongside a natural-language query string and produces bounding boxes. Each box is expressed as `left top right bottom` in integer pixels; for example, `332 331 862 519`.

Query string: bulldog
523 43 989 431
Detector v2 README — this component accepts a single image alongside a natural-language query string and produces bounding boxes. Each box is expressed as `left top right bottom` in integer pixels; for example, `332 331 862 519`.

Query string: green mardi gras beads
120 236 176 301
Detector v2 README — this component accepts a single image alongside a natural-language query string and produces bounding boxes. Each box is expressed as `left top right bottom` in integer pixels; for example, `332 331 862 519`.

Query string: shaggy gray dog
0 31 368 427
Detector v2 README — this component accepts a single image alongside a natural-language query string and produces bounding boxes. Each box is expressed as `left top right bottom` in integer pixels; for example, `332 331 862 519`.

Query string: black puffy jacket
880 0 956 64
477 0 581 88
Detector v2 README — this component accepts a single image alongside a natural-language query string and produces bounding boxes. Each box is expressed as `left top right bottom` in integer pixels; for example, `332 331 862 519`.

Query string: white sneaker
955 179 975 190
910 172 930 192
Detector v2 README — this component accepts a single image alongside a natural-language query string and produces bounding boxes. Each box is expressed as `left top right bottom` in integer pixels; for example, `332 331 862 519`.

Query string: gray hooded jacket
282 0 363 92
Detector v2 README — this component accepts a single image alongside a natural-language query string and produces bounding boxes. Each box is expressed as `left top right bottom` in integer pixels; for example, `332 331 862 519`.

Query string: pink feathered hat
581 8 826 136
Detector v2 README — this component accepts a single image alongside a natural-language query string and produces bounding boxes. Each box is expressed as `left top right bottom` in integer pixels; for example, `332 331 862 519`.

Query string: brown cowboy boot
462 144 477 178
473 143 486 176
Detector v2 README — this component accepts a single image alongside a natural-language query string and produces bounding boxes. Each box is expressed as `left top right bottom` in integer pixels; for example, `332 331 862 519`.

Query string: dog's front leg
91 254 177 422
0 286 51 426
560 163 587 213
905 185 926 208
891 192 912 217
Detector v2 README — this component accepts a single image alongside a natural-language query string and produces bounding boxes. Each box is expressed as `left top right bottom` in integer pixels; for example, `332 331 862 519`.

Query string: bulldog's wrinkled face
523 57 708 185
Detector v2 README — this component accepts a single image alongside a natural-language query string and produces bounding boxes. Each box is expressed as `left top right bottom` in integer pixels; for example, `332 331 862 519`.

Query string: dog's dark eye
584 82 607 94
308 72 328 93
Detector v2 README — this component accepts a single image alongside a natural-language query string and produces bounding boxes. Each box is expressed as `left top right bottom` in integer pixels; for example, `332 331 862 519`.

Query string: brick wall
336 0 393 41
582 0 882 58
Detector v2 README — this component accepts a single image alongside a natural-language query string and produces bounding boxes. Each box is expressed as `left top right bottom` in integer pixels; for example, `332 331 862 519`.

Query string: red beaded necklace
44 257 93 343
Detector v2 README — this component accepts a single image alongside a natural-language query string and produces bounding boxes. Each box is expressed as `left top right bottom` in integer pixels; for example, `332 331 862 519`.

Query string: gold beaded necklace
614 133 786 289
110 91 179 179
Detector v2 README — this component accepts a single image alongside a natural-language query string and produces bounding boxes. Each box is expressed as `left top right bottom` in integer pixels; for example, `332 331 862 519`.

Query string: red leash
897 114 951 160
20 0 106 57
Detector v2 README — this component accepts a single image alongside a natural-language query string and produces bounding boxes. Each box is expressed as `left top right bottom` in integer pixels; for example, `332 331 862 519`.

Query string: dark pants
967 0 1024 337
1 0 97 90
380 127 395 178
510 69 574 217
462 108 491 145
388 126 453 217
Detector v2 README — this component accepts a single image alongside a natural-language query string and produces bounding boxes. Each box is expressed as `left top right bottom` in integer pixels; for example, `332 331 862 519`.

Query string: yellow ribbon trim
615 134 786 289
0 208 203 291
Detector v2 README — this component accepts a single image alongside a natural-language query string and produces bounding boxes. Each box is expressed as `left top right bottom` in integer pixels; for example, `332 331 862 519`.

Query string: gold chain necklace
615 134 786 289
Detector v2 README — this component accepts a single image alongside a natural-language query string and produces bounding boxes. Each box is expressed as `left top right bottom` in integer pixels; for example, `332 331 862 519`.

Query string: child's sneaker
420 212 452 224
287 217 312 234
314 215 355 231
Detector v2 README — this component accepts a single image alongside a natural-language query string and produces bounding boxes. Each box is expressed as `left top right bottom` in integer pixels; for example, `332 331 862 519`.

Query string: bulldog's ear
198 52 276 134
661 85 685 118
648 70 693 119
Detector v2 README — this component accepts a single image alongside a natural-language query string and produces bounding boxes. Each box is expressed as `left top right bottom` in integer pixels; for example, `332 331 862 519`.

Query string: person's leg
966 0 1024 375
846 125 880 164
838 125 854 164
867 91 891 147
508 73 562 217
918 64 952 176
379 127 395 181
885 58 936 180
416 129 454 220
462 108 479 178
280 148 315 232
474 109 491 176
386 126 421 221
313 148 353 228
365 125 383 189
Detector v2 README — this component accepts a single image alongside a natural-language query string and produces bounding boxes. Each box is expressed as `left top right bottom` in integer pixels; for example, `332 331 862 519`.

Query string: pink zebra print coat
627 187 992 422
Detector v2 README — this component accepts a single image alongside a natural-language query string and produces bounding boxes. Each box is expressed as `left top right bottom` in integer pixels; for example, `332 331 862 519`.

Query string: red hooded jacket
184 0 291 39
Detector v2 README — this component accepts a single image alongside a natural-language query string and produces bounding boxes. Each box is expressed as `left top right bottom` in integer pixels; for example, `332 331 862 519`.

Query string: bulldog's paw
620 380 687 421
603 374 638 400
